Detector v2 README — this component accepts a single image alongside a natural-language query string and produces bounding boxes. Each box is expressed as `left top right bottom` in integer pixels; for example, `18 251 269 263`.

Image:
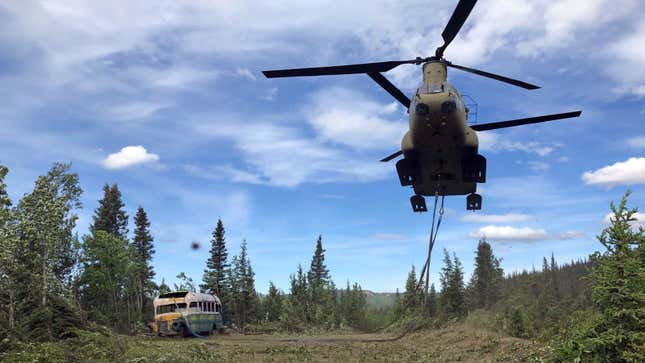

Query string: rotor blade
263 59 422 78
471 111 582 131
435 0 478 58
447 62 540 89
367 72 411 108
380 150 403 162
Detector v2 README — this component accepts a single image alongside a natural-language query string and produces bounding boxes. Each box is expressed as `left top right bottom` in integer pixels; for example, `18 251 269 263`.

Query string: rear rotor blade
367 72 411 108
471 111 582 131
435 0 478 58
380 150 403 162
447 62 540 89
263 59 423 78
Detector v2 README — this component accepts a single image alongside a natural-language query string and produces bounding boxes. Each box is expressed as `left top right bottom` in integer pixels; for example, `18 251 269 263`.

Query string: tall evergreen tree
557 192 645 361
440 250 466 319
308 235 330 288
91 183 128 239
132 206 155 320
403 265 420 311
201 219 228 298
468 238 503 310
0 166 18 338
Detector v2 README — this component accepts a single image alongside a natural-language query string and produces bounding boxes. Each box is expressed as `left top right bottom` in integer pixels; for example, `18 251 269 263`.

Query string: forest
0 162 643 362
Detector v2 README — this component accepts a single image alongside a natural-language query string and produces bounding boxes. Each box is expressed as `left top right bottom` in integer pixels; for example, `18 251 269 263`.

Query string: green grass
1 324 547 362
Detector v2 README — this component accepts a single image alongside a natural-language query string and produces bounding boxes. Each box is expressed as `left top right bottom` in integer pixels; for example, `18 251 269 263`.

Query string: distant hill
363 290 397 309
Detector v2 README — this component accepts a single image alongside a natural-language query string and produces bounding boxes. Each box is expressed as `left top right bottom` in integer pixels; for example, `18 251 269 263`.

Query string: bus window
156 303 187 314
216 303 221 312
189 302 198 309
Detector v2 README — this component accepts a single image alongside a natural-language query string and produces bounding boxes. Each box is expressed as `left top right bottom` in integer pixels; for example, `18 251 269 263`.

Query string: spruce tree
557 192 645 361
468 238 503 310
440 250 466 319
264 282 283 322
403 265 420 311
201 219 228 298
91 183 128 239
308 235 330 288
132 206 155 320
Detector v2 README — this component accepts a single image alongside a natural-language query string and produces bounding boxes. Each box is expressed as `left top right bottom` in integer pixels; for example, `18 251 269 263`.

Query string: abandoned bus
151 291 223 337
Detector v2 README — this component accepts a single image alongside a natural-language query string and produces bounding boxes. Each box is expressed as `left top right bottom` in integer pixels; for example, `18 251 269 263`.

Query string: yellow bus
151 291 224 337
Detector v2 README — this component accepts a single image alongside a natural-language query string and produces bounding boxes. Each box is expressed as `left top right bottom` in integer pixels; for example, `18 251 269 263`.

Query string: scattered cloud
105 101 168 122
469 225 585 243
372 233 406 241
469 225 548 242
461 213 532 224
627 136 645 149
184 164 264 185
235 67 256 81
305 87 406 150
262 86 278 101
528 161 551 172
102 145 159 169
196 118 391 187
557 156 570 163
554 231 586 240
582 157 645 187
603 212 645 229
479 132 555 156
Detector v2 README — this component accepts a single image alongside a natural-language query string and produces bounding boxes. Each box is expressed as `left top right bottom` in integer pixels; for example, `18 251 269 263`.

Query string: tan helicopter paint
401 60 478 196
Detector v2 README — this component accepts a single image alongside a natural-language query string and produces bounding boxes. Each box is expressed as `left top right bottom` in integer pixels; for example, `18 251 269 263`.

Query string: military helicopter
263 0 581 212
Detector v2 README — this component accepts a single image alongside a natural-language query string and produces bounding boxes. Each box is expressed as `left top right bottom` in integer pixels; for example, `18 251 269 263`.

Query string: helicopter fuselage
397 61 484 199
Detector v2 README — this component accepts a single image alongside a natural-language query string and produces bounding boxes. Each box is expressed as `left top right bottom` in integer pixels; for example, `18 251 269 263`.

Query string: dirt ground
1 325 548 362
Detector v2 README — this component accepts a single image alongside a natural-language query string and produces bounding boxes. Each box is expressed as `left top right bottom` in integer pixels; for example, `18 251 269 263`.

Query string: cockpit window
418 83 444 94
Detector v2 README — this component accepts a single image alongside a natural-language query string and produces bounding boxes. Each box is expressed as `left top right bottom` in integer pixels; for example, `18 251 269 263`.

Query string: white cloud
196 119 391 187
102 145 159 169
306 87 406 150
603 212 645 229
627 136 645 149
469 225 585 242
106 101 168 121
582 157 645 187
478 132 555 156
469 225 548 242
557 156 570 163
554 231 586 240
461 213 532 224
528 161 551 172
235 67 256 81
372 233 406 241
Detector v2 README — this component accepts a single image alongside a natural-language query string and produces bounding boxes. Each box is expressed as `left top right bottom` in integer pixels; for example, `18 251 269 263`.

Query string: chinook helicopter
263 0 581 212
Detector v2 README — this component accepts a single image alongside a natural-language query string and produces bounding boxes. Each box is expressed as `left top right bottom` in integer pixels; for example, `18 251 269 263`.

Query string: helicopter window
418 83 444 94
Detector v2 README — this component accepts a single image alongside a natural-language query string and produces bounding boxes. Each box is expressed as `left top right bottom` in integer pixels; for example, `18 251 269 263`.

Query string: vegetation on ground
1 163 643 362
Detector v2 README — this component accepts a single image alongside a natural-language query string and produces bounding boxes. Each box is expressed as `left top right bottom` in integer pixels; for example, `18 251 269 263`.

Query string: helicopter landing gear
410 195 428 212
396 158 420 186
467 193 482 210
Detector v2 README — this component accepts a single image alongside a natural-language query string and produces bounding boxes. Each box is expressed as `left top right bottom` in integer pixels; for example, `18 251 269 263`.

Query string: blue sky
1 0 644 293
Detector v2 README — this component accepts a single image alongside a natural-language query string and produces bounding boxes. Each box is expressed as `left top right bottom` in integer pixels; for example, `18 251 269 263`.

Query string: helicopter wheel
466 193 482 210
410 195 428 212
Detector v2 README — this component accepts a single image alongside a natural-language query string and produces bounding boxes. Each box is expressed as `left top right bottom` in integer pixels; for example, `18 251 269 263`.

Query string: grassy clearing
1 324 547 362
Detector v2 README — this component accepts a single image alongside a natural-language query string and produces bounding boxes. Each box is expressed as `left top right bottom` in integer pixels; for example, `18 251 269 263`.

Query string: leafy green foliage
554 192 645 362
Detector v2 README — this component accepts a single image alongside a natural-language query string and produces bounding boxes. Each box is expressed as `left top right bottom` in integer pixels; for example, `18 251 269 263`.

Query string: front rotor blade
471 111 582 131
380 150 403 162
263 59 420 78
367 72 411 108
436 0 478 58
447 62 540 90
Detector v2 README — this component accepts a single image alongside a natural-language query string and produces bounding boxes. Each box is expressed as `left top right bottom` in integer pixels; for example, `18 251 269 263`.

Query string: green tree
307 235 334 327
403 265 421 312
79 231 131 329
201 218 229 299
14 163 83 339
440 250 465 319
173 272 196 292
468 238 503 310
263 281 283 322
91 183 128 239
132 206 155 321
0 165 18 339
308 235 330 288
556 192 645 362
